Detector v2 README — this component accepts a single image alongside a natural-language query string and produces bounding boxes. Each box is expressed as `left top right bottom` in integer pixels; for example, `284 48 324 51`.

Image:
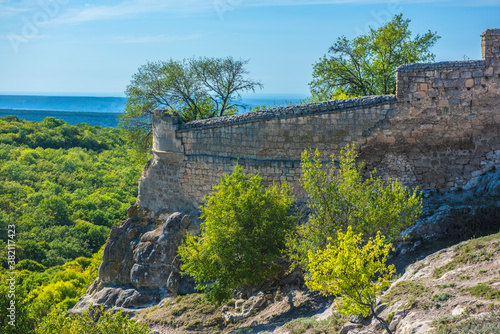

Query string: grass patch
467 283 500 300
434 232 500 279
283 313 347 334
137 293 225 333
431 293 454 308
432 293 454 302
382 281 430 309
386 312 395 325
438 283 456 289
431 312 500 333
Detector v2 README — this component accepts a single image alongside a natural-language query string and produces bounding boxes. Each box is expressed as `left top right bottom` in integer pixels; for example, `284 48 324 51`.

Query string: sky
0 0 499 97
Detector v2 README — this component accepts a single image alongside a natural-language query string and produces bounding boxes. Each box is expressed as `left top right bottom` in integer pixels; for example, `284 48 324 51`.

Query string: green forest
0 116 148 333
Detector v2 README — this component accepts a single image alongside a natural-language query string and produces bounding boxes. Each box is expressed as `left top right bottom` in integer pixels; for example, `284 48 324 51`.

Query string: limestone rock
223 292 267 323
71 207 198 312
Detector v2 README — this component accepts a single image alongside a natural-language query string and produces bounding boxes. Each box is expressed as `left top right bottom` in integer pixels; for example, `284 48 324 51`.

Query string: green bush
306 227 395 333
36 305 150 334
287 144 422 271
15 259 46 272
178 164 296 303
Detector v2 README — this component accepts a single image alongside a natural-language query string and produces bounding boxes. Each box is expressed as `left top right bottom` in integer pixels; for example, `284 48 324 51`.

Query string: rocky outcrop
71 206 199 312
404 168 500 242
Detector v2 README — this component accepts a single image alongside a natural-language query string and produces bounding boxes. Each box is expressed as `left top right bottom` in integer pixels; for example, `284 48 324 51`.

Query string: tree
306 226 395 334
287 144 422 272
36 305 150 334
0 271 37 334
309 14 440 100
178 164 295 303
119 57 263 151
37 195 70 227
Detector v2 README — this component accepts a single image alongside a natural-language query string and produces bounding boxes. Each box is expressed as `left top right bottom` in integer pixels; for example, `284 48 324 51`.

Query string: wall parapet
397 60 485 72
176 95 396 132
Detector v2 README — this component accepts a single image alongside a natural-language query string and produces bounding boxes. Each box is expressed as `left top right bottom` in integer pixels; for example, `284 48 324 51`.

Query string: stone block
461 71 472 78
428 89 439 97
449 71 460 79
472 69 484 77
432 78 443 87
386 136 396 144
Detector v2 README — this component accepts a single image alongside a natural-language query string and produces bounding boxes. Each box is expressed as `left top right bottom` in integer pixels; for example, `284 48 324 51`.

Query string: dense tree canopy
0 117 144 268
119 57 262 151
0 116 146 333
310 14 440 100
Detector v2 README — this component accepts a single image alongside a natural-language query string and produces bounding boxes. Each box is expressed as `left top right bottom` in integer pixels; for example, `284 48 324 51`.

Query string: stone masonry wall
137 29 500 214
138 96 396 212
361 29 500 190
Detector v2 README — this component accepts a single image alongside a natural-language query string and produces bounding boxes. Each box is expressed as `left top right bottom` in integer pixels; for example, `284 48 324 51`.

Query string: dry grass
137 293 226 333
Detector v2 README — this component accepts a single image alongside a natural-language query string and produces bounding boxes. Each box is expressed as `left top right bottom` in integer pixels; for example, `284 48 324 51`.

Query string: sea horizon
0 93 309 127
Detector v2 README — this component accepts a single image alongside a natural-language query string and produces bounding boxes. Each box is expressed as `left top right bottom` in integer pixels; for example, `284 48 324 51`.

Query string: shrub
467 283 500 300
287 144 422 271
178 164 296 303
15 259 46 272
305 226 395 333
36 305 150 334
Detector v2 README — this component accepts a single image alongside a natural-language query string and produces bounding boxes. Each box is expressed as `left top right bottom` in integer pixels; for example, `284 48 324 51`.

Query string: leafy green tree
17 241 47 265
306 226 395 334
36 305 150 334
37 195 70 227
287 144 421 271
0 271 37 334
15 259 47 272
310 14 440 100
178 164 295 303
119 57 262 151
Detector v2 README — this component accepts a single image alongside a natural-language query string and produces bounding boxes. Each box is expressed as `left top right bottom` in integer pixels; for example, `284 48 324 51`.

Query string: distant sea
0 94 308 128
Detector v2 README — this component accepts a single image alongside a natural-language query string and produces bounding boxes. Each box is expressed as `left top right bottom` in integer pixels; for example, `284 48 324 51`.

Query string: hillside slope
134 231 500 334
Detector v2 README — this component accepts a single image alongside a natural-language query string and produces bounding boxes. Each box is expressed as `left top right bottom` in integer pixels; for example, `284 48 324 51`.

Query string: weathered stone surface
403 169 500 241
71 208 198 312
223 291 269 323
70 286 162 313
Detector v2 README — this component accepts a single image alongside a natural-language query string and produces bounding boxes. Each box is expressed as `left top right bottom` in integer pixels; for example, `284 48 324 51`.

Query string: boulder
71 207 198 312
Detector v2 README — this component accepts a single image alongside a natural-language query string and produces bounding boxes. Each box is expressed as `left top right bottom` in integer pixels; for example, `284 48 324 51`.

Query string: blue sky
0 0 498 97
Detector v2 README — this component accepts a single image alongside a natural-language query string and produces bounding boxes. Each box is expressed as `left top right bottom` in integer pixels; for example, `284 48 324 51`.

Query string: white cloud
52 0 213 25
0 5 33 17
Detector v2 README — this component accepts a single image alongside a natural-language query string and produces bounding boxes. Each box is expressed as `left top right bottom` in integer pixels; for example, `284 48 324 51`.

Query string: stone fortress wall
137 29 500 214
